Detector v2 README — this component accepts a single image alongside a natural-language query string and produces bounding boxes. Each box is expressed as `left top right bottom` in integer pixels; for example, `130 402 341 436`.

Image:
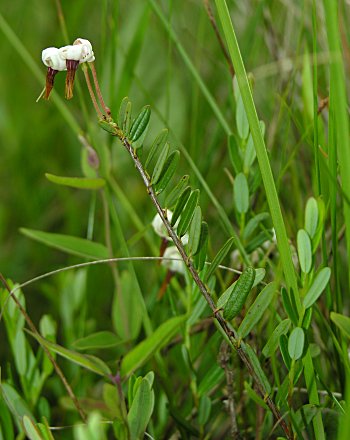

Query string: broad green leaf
129 105 151 142
198 395 211 426
127 379 154 440
14 330 27 376
288 327 305 360
45 174 105 190
303 267 331 309
305 197 318 239
121 315 186 376
262 319 291 358
188 206 202 255
154 150 180 193
103 383 124 420
194 221 209 271
297 229 312 274
112 271 143 341
243 212 270 241
223 267 255 320
240 341 271 394
165 175 189 208
177 190 200 237
72 331 122 350
171 186 191 227
0 383 34 421
238 282 276 338
145 128 168 170
151 143 169 184
23 416 44 440
20 228 108 260
205 237 234 282
26 331 111 376
234 173 249 214
330 312 350 339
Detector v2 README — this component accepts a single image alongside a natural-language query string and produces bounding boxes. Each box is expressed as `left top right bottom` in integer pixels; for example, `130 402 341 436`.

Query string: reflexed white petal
42 47 66 71
59 44 83 61
162 246 185 275
74 38 95 63
152 211 173 239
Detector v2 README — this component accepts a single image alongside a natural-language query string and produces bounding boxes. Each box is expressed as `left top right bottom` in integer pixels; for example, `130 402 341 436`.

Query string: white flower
42 47 66 71
73 38 95 63
58 44 84 61
152 211 188 244
162 246 185 275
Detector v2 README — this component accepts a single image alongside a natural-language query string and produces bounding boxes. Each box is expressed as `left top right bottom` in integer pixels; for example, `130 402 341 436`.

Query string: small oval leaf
238 282 276 338
45 173 105 190
303 267 331 309
129 105 150 142
205 237 235 283
288 327 305 360
234 173 249 214
171 186 191 227
297 229 312 274
145 128 168 170
151 143 170 185
177 190 200 237
154 150 180 193
305 197 318 239
165 175 190 208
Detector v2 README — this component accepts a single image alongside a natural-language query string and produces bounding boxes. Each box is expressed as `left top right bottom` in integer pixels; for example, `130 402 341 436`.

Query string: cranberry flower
41 47 66 100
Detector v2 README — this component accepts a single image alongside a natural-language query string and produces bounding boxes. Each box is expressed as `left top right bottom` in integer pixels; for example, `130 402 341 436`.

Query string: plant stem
0 273 87 422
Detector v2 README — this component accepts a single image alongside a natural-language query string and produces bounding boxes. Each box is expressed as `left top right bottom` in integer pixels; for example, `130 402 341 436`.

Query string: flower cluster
41 38 95 100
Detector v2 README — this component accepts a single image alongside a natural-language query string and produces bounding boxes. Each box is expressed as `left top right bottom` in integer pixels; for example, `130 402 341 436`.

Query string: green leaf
23 416 44 440
165 175 190 208
205 237 234 282
330 312 350 339
145 128 168 170
171 186 191 227
198 395 211 426
14 330 27 376
279 334 291 370
72 331 122 350
240 341 271 394
244 381 269 410
177 189 200 237
228 134 242 174
118 97 130 128
103 383 124 420
288 327 305 360
281 287 298 326
121 315 186 377
223 267 255 320
20 228 108 260
243 133 256 172
234 172 249 214
188 206 202 255
0 397 15 440
303 267 331 309
194 221 209 271
243 212 270 241
123 100 132 134
0 383 34 421
151 142 170 184
154 150 180 193
297 229 312 274
26 331 111 376
45 174 105 190
305 197 318 239
238 282 276 338
262 319 291 358
236 93 249 139
98 120 118 135
127 379 154 440
129 105 151 142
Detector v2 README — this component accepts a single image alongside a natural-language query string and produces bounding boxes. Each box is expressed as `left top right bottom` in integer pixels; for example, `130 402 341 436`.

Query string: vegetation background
1 0 350 439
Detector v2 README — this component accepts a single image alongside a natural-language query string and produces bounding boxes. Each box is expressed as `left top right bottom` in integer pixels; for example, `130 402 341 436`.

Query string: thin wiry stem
89 62 111 117
106 124 291 439
0 273 87 422
82 64 103 119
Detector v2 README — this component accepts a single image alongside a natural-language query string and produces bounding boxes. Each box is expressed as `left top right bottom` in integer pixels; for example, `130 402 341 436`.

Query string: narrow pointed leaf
154 150 180 193
205 237 234 282
281 287 298 326
243 212 270 241
118 96 130 128
240 341 271 394
20 228 109 259
188 206 202 255
26 331 111 376
303 267 331 309
121 315 186 376
151 143 169 184
72 331 122 350
145 128 168 170
23 416 44 440
177 189 200 237
165 175 189 208
45 173 105 190
129 105 151 142
123 100 132 134
171 186 191 227
127 379 154 440
297 229 312 274
194 222 209 271
262 319 291 358
288 327 305 360
330 312 350 339
238 282 276 338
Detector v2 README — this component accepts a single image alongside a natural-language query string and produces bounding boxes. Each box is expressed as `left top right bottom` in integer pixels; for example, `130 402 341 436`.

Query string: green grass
1 1 350 439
